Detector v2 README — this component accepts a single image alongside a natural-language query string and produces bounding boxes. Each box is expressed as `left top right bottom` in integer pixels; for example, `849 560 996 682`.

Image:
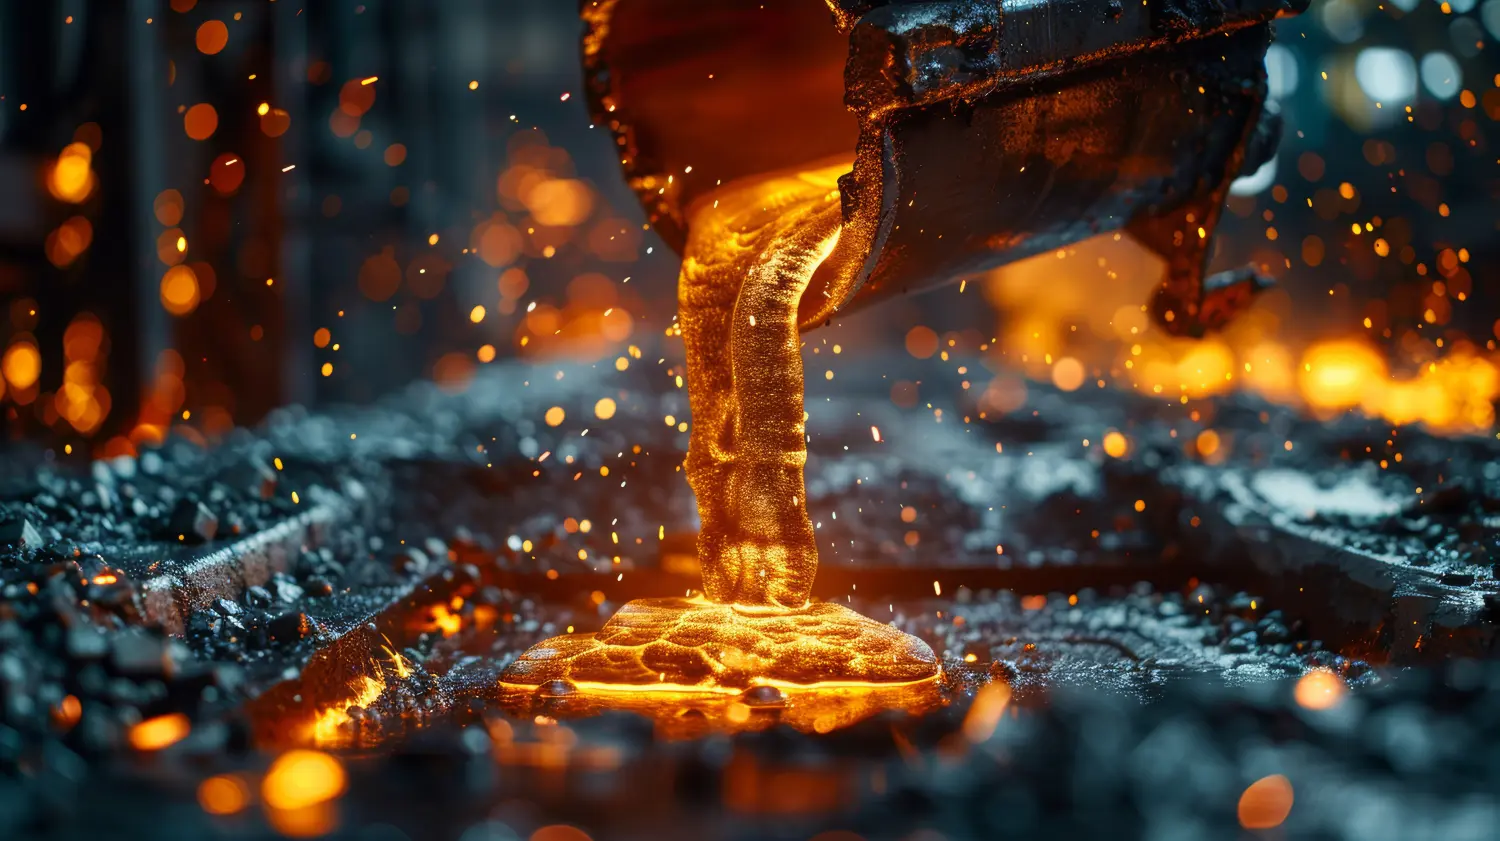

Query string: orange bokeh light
197 774 249 815
433 353 475 393
128 713 190 751
1195 428 1222 459
262 750 346 810
338 79 376 117
195 20 228 55
184 103 218 140
905 325 938 359
156 228 187 266
260 107 291 137
45 216 94 268
1051 356 1085 391
1237 774 1294 829
1294 669 1345 710
2 341 42 390
47 142 94 203
161 265 201 315
1102 430 1128 458
357 248 402 301
523 179 594 227
473 216 523 268
153 189 184 226
209 153 246 194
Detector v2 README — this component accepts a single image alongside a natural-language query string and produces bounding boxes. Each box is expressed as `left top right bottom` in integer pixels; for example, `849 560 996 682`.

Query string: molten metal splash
502 165 940 703
310 673 385 746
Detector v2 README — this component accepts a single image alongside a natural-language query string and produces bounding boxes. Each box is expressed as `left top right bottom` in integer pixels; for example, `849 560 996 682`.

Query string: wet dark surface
3 359 1500 839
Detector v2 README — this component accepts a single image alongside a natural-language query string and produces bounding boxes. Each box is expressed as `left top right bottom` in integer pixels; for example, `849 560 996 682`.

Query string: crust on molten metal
501 597 939 691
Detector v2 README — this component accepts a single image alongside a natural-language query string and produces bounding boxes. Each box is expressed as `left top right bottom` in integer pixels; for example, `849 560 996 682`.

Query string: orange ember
502 166 939 700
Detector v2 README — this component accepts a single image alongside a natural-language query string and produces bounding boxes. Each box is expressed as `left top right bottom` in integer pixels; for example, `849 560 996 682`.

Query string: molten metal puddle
499 670 948 737
501 164 940 717
500 597 939 692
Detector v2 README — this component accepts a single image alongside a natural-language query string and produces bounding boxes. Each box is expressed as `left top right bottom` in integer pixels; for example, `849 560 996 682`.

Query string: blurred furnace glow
1419 52 1461 100
1298 340 1385 414
1353 48 1417 106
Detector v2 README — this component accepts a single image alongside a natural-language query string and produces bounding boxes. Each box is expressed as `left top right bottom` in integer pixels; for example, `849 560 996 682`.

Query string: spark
380 643 412 679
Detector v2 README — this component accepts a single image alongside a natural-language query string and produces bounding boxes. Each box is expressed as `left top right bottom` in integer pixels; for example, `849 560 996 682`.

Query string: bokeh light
262 750 346 810
183 103 219 140
46 142 94 203
160 265 202 316
1238 774 1295 830
195 20 228 55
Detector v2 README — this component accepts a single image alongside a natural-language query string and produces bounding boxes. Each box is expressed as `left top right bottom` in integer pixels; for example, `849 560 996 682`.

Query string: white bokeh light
1265 45 1300 100
1419 52 1462 100
1354 48 1418 106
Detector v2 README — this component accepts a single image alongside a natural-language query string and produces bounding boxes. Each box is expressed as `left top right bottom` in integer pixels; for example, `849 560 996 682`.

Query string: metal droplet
740 685 784 707
537 679 577 698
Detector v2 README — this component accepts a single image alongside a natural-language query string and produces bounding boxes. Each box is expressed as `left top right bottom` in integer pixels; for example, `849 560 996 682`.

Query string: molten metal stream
678 165 844 607
501 164 939 698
